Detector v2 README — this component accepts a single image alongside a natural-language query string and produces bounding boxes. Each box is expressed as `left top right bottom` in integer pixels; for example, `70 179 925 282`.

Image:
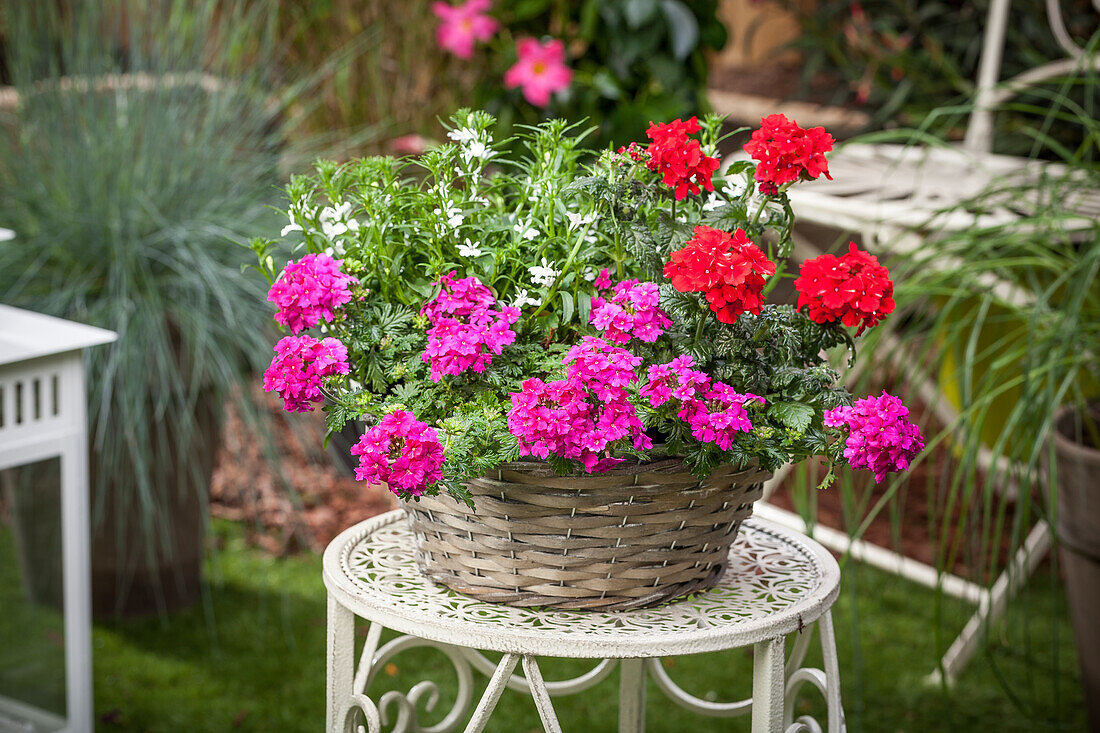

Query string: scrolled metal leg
781 614 846 733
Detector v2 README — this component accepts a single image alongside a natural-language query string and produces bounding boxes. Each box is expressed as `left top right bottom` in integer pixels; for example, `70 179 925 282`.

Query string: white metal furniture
733 0 1098 685
324 510 845 733
0 305 115 733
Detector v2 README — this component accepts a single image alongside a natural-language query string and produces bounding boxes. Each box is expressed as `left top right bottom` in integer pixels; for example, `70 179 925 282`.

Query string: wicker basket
402 458 770 611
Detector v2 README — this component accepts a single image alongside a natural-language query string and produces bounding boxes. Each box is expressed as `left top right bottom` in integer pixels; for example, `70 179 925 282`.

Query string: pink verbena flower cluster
824 391 924 483
350 410 445 497
421 271 520 381
262 335 349 412
507 337 651 472
590 279 671 344
640 356 764 450
267 253 358 334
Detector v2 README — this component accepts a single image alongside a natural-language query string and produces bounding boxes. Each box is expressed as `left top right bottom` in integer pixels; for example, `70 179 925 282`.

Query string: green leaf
770 401 815 432
624 0 659 28
559 290 575 324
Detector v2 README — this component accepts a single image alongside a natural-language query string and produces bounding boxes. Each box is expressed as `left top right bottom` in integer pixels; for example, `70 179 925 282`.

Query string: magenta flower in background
262 335 349 412
503 38 573 107
825 391 925 483
268 253 358 334
350 410 445 496
431 0 499 59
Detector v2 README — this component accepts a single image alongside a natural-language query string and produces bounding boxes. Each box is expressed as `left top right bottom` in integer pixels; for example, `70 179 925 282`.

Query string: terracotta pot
1051 401 1100 731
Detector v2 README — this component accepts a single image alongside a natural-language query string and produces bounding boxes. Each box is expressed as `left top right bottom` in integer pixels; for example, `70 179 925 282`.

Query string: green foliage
268 111 876 501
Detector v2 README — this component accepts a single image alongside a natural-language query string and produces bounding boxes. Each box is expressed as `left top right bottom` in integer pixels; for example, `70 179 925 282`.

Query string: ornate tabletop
323 509 841 659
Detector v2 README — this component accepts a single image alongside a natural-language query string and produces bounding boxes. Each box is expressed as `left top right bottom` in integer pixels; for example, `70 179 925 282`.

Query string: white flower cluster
281 200 360 255
447 126 494 167
528 258 558 288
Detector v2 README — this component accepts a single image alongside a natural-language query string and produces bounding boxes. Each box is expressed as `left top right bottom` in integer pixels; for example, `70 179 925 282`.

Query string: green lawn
4 518 1082 731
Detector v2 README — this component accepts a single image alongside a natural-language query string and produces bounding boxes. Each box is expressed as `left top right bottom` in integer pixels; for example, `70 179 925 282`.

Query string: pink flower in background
262 336 349 412
825 391 924 483
431 0 499 59
268 253 358 334
351 410 445 497
504 38 573 107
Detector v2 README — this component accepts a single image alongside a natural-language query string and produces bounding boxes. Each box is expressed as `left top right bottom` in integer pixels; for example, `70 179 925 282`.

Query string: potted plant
252 109 924 610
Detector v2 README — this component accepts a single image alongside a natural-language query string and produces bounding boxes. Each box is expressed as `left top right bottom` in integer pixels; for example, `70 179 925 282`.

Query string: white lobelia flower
458 239 482 257
433 200 465 229
513 288 541 309
583 266 596 282
464 141 491 162
721 178 749 199
565 210 598 229
701 196 725 212
447 127 479 144
513 223 539 241
320 201 360 239
528 258 558 288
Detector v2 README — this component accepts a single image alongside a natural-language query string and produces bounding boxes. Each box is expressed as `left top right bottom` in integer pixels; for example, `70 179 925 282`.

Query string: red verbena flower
743 114 834 193
644 117 720 200
662 225 775 323
794 241 895 335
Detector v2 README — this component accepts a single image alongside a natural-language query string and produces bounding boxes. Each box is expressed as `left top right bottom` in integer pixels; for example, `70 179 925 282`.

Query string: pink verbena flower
350 410 444 497
593 268 613 291
268 253 358 334
503 38 573 107
590 279 671 344
638 355 709 407
507 338 649 472
683 384 765 450
420 271 520 381
431 0 499 59
824 391 924 483
262 335 349 412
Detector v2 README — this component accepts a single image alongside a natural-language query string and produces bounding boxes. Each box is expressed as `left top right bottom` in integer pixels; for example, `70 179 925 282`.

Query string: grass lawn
12 519 1076 731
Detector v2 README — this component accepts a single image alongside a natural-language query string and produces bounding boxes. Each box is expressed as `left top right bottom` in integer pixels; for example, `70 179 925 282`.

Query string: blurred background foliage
276 0 726 153
782 0 1099 157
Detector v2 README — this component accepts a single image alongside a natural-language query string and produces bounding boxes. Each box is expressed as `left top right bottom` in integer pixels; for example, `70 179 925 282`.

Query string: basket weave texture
402 458 770 611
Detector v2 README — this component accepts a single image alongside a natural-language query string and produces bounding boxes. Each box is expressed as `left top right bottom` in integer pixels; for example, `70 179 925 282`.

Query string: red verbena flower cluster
825 392 924 483
507 337 650 472
644 117 720 200
639 356 765 450
742 114 834 195
794 242 895 335
262 335 349 413
663 225 775 323
589 279 671 344
421 271 520 381
267 253 358 334
350 410 445 496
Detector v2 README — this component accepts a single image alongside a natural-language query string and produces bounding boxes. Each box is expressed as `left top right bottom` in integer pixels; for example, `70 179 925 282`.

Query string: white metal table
323 510 845 733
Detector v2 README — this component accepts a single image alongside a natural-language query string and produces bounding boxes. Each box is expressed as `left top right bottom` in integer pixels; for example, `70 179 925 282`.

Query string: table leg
619 658 646 733
327 594 355 732
522 655 564 733
464 653 521 733
752 637 786 733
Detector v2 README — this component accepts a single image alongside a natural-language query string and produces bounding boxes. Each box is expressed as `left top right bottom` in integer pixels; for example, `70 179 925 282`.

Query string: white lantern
0 305 115 733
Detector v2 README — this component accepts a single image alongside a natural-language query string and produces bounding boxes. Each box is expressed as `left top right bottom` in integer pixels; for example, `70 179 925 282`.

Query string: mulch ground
209 389 395 556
